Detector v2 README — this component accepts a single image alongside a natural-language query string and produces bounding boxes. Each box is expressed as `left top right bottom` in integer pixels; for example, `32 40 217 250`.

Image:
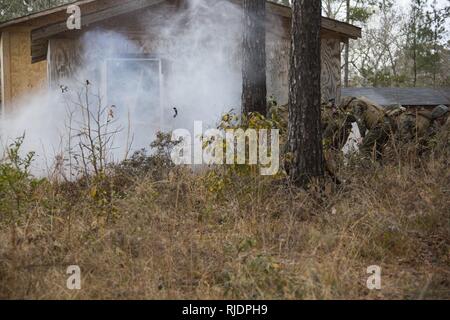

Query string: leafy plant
0 135 42 223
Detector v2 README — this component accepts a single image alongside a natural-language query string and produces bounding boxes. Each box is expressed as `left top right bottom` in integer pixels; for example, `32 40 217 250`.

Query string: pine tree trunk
242 0 267 116
288 0 324 187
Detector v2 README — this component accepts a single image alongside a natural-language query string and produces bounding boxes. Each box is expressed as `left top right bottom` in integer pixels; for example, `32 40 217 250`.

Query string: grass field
0 134 448 300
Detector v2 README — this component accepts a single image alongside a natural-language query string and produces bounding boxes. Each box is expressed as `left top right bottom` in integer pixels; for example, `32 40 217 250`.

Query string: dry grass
0 149 449 300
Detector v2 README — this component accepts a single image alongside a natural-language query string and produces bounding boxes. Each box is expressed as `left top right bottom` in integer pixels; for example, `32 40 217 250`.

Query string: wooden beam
1 31 12 113
266 2 361 39
265 1 291 17
32 0 165 42
321 17 361 39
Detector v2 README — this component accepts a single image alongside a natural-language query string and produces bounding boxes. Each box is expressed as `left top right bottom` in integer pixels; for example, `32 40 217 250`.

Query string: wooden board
1 29 47 111
47 38 82 88
1 31 11 113
10 31 47 102
267 37 342 105
321 38 341 103
266 35 290 105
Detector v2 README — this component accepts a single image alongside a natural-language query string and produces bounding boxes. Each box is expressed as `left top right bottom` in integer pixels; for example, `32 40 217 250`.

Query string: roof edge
0 0 362 39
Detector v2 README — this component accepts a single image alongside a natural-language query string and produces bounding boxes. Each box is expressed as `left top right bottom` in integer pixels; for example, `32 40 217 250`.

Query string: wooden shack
0 0 361 120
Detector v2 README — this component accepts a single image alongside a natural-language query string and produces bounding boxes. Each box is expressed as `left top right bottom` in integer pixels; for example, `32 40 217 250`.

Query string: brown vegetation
0 130 448 300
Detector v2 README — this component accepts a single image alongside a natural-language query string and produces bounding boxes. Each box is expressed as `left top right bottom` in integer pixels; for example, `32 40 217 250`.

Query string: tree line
278 0 450 88
340 0 450 88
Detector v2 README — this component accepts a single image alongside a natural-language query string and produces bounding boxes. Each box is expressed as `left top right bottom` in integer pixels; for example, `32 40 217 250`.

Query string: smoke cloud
0 0 248 176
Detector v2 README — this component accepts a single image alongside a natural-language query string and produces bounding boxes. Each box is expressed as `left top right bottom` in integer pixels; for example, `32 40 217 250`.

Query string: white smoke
0 0 248 176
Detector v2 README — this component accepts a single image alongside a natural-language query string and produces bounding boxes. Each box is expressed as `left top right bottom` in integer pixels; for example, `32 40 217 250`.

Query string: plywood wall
48 38 82 88
266 36 342 106
265 12 342 105
1 28 47 112
266 36 290 105
321 38 342 103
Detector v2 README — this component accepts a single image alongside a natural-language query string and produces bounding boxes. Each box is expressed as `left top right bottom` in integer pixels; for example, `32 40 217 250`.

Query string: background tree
426 0 448 86
336 0 450 88
401 0 450 87
242 0 267 116
405 0 428 86
350 0 407 87
288 0 324 187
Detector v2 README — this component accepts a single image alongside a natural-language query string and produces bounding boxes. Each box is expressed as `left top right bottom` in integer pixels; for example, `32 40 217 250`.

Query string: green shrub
0 135 43 223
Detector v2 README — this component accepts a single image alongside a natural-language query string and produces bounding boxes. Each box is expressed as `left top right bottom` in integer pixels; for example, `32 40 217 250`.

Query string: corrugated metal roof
341 88 450 107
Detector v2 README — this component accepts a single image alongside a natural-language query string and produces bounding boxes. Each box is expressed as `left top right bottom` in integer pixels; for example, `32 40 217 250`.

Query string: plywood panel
48 38 82 88
2 29 47 110
1 31 12 112
266 36 290 105
321 38 341 103
266 37 342 106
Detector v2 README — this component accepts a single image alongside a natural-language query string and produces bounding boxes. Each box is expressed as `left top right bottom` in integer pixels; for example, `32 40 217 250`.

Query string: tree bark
242 0 267 116
288 0 324 187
